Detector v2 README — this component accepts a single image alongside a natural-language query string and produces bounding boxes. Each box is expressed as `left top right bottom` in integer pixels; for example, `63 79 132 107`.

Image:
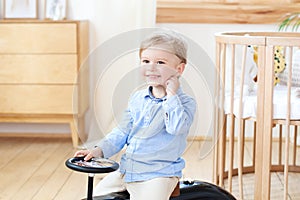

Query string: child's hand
74 147 103 161
166 75 180 98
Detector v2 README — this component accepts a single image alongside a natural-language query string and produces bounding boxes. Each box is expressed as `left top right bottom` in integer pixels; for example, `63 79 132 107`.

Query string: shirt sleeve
96 106 133 158
162 94 196 135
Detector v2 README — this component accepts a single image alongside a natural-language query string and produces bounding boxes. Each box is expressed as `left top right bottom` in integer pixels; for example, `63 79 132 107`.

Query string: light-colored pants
94 171 178 200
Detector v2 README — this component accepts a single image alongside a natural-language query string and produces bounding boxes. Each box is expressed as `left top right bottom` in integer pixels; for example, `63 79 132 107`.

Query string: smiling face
140 48 185 87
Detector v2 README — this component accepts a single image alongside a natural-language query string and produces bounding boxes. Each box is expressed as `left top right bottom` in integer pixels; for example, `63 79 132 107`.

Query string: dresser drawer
0 54 77 84
0 23 77 53
0 20 89 147
0 85 77 114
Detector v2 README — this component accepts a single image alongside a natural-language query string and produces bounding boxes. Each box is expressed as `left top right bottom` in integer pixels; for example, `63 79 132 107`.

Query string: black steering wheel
65 156 119 174
65 157 119 200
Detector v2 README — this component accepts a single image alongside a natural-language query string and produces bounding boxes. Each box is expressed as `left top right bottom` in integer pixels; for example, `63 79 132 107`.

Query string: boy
74 30 196 200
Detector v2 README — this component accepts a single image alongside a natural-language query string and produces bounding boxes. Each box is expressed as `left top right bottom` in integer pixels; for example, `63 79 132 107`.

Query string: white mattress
224 85 300 120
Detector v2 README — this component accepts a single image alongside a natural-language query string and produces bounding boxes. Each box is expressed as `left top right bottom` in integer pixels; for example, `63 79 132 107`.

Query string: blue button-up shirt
97 86 196 182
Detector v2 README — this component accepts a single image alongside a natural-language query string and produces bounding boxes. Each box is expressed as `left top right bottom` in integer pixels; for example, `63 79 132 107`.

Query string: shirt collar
142 86 165 102
143 86 182 102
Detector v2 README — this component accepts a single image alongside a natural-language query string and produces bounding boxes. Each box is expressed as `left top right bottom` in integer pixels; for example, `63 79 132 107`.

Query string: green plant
278 12 300 32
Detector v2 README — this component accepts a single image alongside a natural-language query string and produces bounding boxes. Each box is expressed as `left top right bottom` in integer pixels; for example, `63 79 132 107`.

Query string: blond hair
139 30 188 64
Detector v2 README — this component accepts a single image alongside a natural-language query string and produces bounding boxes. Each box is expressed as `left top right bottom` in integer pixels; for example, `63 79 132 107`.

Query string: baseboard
0 132 71 139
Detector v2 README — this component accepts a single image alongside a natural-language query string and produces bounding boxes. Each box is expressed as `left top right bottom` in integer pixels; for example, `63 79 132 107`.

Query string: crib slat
228 44 236 192
213 42 221 184
213 44 219 184
254 45 266 199
228 115 235 192
218 116 225 186
252 121 256 167
283 46 293 200
261 45 274 200
221 116 227 185
241 119 245 169
218 43 227 187
237 44 248 199
293 126 297 166
279 125 283 165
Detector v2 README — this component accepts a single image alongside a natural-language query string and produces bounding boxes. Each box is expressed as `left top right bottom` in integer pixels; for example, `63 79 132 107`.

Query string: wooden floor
0 136 299 200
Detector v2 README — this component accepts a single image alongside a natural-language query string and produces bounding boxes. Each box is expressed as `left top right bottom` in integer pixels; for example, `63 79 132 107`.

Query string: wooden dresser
0 20 89 147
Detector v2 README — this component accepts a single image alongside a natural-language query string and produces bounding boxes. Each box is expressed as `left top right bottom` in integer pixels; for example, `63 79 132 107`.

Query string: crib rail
214 32 300 200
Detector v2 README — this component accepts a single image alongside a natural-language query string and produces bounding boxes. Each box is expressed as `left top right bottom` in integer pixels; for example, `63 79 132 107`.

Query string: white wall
0 0 280 140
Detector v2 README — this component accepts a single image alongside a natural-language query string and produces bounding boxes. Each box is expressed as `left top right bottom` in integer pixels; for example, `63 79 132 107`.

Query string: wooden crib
213 32 300 200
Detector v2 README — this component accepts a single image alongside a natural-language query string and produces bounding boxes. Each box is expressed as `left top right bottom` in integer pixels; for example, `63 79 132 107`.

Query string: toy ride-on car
65 157 236 200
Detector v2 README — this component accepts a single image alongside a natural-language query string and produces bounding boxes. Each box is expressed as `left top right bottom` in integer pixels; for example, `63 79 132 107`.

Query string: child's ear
177 63 185 75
